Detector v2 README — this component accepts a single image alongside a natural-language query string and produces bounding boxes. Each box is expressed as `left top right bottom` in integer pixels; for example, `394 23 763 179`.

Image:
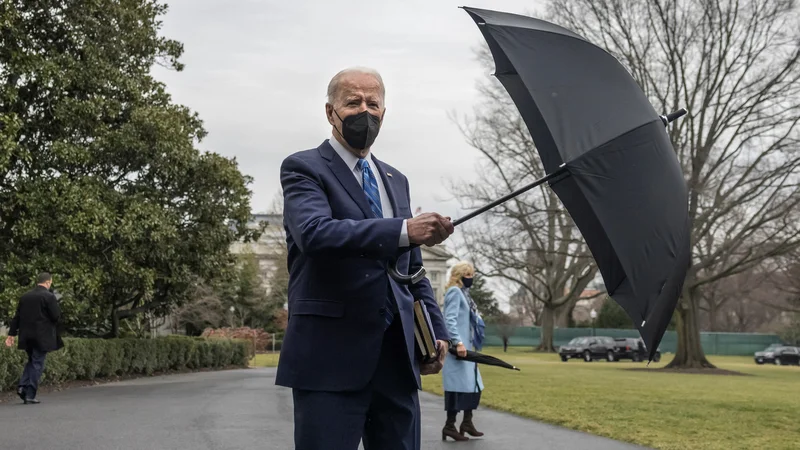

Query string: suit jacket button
379 307 386 316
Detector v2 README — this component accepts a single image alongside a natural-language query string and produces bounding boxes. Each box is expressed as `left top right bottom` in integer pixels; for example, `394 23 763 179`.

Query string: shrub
201 326 273 353
0 335 248 392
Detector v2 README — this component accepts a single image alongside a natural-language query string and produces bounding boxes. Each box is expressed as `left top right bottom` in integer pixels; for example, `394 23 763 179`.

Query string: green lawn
252 349 800 450
251 352 280 368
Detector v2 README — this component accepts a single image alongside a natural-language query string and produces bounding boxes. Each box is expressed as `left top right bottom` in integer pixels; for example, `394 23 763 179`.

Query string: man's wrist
398 219 409 247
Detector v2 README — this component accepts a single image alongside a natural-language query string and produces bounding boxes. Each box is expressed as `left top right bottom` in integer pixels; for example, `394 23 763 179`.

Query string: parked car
613 338 661 363
559 336 617 362
754 343 785 364
772 346 800 366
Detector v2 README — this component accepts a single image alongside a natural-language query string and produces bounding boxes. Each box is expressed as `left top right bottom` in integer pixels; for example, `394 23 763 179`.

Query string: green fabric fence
483 325 782 355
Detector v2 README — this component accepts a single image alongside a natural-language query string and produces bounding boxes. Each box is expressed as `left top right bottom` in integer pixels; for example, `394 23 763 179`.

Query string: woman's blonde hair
445 261 475 290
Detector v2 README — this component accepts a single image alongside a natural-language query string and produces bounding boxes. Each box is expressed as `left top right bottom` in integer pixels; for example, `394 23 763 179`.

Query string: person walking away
441 261 486 441
4 272 64 404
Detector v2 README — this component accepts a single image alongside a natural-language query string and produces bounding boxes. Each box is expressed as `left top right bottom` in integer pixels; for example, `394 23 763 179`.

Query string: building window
430 271 439 283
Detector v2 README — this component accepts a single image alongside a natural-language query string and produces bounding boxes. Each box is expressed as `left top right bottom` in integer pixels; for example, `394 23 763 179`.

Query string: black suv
754 343 784 364
772 346 800 366
559 336 617 362
613 338 661 362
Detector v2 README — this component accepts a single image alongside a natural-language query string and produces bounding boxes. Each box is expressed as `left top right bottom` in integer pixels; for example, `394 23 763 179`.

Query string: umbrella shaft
452 166 567 227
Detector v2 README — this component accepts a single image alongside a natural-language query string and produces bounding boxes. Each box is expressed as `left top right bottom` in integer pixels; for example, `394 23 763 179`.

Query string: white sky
154 1 548 308
154 0 545 216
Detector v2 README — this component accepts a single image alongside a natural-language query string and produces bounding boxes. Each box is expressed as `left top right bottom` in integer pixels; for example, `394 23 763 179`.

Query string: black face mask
462 277 473 289
334 109 382 150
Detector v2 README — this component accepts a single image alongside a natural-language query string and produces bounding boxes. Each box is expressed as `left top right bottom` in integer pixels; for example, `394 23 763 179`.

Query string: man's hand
420 340 449 376
4 336 15 348
407 213 454 247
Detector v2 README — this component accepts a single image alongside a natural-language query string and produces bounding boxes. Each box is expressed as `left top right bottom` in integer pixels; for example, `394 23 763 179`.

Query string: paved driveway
0 368 648 449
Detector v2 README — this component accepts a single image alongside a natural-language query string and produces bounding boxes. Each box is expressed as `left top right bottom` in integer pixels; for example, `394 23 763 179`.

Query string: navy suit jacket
275 140 449 392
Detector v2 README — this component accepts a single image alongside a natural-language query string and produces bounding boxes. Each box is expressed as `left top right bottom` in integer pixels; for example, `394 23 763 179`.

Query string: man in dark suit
276 67 455 450
4 272 63 404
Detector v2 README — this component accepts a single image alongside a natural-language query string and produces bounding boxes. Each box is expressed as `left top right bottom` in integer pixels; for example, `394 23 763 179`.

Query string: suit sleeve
44 294 61 324
281 154 404 259
8 303 20 337
403 178 449 341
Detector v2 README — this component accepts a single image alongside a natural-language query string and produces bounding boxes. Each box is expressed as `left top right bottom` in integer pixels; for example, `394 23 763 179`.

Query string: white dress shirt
328 136 410 247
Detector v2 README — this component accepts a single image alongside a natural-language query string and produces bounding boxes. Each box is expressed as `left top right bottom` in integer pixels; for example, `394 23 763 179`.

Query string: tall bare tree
697 263 788 332
548 0 800 368
452 49 598 352
699 267 762 331
761 249 800 313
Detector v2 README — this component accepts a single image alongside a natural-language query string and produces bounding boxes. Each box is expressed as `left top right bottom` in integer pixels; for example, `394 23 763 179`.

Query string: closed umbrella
449 347 520 371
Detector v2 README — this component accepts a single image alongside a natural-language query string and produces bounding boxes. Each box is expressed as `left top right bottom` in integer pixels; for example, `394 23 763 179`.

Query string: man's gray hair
326 67 386 105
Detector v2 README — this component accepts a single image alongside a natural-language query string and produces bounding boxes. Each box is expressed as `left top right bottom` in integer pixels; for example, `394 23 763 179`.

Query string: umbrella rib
563 118 662 168
467 8 588 44
480 23 588 45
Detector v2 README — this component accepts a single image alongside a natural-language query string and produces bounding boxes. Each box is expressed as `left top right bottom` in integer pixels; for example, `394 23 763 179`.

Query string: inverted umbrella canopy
389 7 691 362
467 7 690 361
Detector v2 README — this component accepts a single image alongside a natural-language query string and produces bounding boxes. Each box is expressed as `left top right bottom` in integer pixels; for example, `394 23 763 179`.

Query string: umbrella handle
388 245 428 285
660 108 687 126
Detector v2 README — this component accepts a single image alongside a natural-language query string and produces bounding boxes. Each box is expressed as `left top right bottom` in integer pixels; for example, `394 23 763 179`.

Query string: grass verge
250 352 280 368
421 348 800 450
253 348 799 449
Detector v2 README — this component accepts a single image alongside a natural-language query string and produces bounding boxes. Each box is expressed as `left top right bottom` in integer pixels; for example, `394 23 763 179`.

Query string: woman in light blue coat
440 261 485 442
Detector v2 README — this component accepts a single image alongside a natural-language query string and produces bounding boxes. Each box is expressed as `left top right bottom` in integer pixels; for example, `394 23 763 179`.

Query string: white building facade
232 214 456 305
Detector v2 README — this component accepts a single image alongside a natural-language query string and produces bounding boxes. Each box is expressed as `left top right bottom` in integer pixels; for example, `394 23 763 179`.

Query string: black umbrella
449 347 520 371
389 7 691 362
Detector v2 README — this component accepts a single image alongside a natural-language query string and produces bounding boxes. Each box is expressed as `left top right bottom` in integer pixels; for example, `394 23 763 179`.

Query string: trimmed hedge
0 335 249 392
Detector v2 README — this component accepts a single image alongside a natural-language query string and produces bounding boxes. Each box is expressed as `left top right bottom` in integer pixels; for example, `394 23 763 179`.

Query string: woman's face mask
462 277 473 288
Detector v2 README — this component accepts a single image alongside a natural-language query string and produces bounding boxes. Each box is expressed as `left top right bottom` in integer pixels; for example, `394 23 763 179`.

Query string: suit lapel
319 141 372 219
372 155 402 218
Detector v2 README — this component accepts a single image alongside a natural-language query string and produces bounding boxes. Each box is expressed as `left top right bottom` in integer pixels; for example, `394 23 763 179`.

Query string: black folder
413 300 438 364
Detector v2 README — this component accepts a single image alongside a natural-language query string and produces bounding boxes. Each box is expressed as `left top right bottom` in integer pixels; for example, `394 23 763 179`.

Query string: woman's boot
442 411 469 441
460 410 484 437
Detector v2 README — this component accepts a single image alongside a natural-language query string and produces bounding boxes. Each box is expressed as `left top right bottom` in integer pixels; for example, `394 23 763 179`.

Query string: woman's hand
457 342 467 357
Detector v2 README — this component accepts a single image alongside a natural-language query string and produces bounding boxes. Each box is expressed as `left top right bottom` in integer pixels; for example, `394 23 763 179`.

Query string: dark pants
19 348 47 399
292 318 420 450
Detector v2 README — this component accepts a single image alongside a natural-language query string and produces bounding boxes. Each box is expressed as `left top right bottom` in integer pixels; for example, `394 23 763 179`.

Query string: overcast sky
154 0 545 217
153 1 549 306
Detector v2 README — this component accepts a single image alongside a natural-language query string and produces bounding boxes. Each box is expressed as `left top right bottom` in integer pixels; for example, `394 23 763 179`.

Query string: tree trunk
110 308 120 338
554 302 574 328
707 300 718 332
538 306 556 352
665 292 716 369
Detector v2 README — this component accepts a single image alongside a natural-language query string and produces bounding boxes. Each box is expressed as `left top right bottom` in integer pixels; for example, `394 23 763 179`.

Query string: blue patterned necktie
357 158 395 327
357 159 383 219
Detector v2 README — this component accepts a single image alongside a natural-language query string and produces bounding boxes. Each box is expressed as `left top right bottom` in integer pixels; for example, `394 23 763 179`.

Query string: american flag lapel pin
386 172 393 177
